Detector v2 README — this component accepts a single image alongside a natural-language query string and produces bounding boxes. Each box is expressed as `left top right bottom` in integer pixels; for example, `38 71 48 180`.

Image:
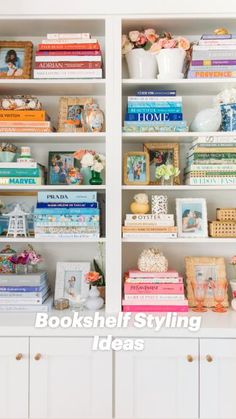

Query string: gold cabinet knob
34 353 42 361
187 354 194 362
16 353 23 361
206 354 213 362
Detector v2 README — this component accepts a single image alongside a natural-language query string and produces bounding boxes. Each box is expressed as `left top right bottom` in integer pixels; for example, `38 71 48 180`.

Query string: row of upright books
34 32 103 79
122 269 188 312
188 33 236 79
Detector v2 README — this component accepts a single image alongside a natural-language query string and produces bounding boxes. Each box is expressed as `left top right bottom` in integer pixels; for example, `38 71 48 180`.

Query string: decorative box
220 103 236 131
209 221 236 238
216 208 236 221
0 245 16 273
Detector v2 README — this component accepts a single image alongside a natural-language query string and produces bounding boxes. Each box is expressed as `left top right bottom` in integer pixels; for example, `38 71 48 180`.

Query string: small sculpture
138 248 168 272
190 107 222 132
4 204 29 238
130 193 150 214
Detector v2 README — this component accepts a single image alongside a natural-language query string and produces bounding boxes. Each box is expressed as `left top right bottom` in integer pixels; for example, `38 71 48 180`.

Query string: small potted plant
122 29 158 78
74 149 105 185
155 164 180 185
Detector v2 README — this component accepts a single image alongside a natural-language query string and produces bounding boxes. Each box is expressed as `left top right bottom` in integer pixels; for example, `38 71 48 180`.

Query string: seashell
138 248 168 272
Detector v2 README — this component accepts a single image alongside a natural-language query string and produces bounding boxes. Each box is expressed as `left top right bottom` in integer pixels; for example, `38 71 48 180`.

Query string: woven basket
209 221 236 237
216 208 236 221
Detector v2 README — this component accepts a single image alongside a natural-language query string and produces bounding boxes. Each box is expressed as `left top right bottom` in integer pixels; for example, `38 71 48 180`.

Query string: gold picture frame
123 152 150 185
0 41 33 79
143 142 180 184
185 256 228 308
58 96 93 132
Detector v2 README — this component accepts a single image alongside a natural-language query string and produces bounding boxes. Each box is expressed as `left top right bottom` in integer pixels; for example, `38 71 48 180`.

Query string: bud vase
160 176 174 186
85 285 104 311
125 48 157 79
89 171 103 185
156 48 186 80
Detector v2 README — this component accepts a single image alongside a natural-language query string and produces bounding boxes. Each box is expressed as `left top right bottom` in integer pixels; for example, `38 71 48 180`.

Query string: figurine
130 193 150 214
3 204 29 238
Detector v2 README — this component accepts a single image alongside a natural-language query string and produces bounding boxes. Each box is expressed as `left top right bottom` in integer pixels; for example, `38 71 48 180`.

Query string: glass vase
160 176 174 186
89 171 103 185
16 264 28 274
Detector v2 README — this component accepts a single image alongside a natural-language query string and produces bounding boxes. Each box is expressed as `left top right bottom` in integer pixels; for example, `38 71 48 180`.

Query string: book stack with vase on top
0 95 53 132
123 269 188 312
123 90 188 133
0 271 52 313
34 33 102 79
185 136 236 185
188 32 236 79
0 145 45 186
34 191 100 238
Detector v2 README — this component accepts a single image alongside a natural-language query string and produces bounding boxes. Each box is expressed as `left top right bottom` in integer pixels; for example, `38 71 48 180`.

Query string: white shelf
0 237 106 243
122 78 236 95
0 132 106 144
0 185 106 192
122 185 236 191
122 238 236 243
122 132 236 143
0 79 106 95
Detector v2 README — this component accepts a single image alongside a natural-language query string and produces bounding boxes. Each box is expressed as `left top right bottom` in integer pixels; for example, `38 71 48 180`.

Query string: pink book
125 277 183 284
122 299 187 305
36 50 101 56
124 283 184 295
123 305 188 313
128 269 179 278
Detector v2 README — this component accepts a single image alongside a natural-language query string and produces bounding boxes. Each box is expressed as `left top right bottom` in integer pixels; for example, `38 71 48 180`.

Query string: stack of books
34 33 102 79
185 136 236 185
122 269 188 312
123 90 188 133
188 33 236 79
0 271 52 313
0 97 53 133
0 161 45 186
34 191 100 238
122 213 177 239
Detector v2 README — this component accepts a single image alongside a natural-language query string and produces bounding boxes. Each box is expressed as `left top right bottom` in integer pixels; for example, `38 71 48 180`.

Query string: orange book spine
0 110 47 121
0 128 52 132
38 43 100 51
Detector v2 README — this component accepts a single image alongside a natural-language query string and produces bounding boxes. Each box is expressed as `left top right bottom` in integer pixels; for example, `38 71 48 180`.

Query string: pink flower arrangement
122 28 159 55
85 271 102 286
9 245 42 267
150 35 190 54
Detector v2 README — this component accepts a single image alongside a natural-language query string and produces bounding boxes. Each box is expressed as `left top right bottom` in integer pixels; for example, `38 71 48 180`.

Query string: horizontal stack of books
123 90 188 133
185 136 236 185
34 33 102 79
0 271 52 313
122 269 188 312
0 96 53 132
34 191 100 238
122 213 177 239
0 161 45 186
188 33 236 79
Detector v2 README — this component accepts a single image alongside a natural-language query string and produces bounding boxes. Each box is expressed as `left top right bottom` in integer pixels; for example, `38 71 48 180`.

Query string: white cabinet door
200 339 236 419
29 337 112 419
0 337 28 419
115 338 198 419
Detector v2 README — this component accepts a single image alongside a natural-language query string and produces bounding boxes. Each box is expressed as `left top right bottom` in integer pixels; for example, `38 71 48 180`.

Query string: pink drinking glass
212 280 228 313
192 281 208 312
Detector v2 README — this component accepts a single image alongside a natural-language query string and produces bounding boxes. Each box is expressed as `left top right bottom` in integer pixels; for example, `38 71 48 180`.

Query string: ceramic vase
190 107 222 132
85 285 104 311
156 48 186 80
125 48 157 79
80 167 92 185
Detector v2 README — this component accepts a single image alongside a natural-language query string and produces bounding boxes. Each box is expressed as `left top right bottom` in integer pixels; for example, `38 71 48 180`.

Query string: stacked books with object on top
0 96 53 133
188 33 236 79
0 271 52 313
184 136 236 185
123 89 188 133
122 269 188 313
34 32 102 79
34 191 100 239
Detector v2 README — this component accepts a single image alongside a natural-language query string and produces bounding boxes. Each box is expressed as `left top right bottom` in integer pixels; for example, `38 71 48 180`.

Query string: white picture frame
176 198 208 238
54 262 90 305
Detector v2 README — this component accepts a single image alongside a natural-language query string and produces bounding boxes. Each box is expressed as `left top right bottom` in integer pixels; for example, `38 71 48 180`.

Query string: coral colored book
128 269 179 278
0 121 50 127
122 305 188 313
122 299 188 305
0 110 47 121
35 62 101 69
37 43 100 51
36 50 101 56
124 283 184 294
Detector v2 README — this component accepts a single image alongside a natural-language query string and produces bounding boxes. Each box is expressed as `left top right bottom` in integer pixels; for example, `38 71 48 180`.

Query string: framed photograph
54 262 90 305
143 143 180 184
185 256 228 308
123 152 150 185
48 151 82 185
0 41 33 79
58 96 93 132
176 198 208 238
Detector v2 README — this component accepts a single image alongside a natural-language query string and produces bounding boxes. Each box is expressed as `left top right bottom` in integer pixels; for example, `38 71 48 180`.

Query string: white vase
125 48 157 79
85 285 104 311
156 48 186 80
190 107 222 132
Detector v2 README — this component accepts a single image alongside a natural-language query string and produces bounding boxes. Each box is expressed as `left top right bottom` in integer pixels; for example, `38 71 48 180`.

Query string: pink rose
163 38 177 49
178 37 190 51
135 33 147 46
144 28 156 36
149 40 162 53
146 33 158 44
129 31 140 42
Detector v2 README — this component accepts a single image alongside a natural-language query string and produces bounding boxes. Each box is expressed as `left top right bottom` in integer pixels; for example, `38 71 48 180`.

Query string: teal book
0 177 42 185
127 107 182 113
0 168 40 177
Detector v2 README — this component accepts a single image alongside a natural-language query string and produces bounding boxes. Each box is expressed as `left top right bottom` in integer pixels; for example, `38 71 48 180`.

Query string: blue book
201 34 236 40
125 113 183 122
37 191 97 203
128 107 182 114
127 101 182 108
0 283 47 293
34 208 100 215
136 90 176 96
37 202 98 208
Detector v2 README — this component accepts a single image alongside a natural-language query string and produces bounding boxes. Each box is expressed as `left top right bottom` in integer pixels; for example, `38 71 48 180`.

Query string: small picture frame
176 198 208 238
48 151 82 185
0 41 33 79
58 96 93 132
185 256 228 308
123 152 150 185
143 143 180 184
54 262 90 305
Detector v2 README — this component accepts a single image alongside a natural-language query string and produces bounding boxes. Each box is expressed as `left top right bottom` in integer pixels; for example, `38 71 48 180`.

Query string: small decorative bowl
0 151 16 162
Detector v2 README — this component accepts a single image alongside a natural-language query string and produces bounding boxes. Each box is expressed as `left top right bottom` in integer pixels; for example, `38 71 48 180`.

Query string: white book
191 136 236 146
34 234 100 238
35 55 102 62
128 96 182 102
33 69 102 78
185 177 236 185
193 45 236 50
124 294 185 301
47 33 91 40
123 232 177 239
199 39 236 45
0 162 37 168
124 220 174 227
125 214 174 221
41 38 97 44
0 296 53 313
186 164 236 171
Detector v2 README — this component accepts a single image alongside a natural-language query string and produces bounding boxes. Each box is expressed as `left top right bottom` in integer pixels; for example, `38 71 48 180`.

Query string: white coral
138 248 168 272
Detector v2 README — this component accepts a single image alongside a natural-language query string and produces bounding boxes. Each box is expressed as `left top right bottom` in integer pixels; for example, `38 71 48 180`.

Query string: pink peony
150 40 163 53
135 33 147 46
163 38 177 49
144 28 156 36
178 37 190 51
146 32 158 43
129 30 140 42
